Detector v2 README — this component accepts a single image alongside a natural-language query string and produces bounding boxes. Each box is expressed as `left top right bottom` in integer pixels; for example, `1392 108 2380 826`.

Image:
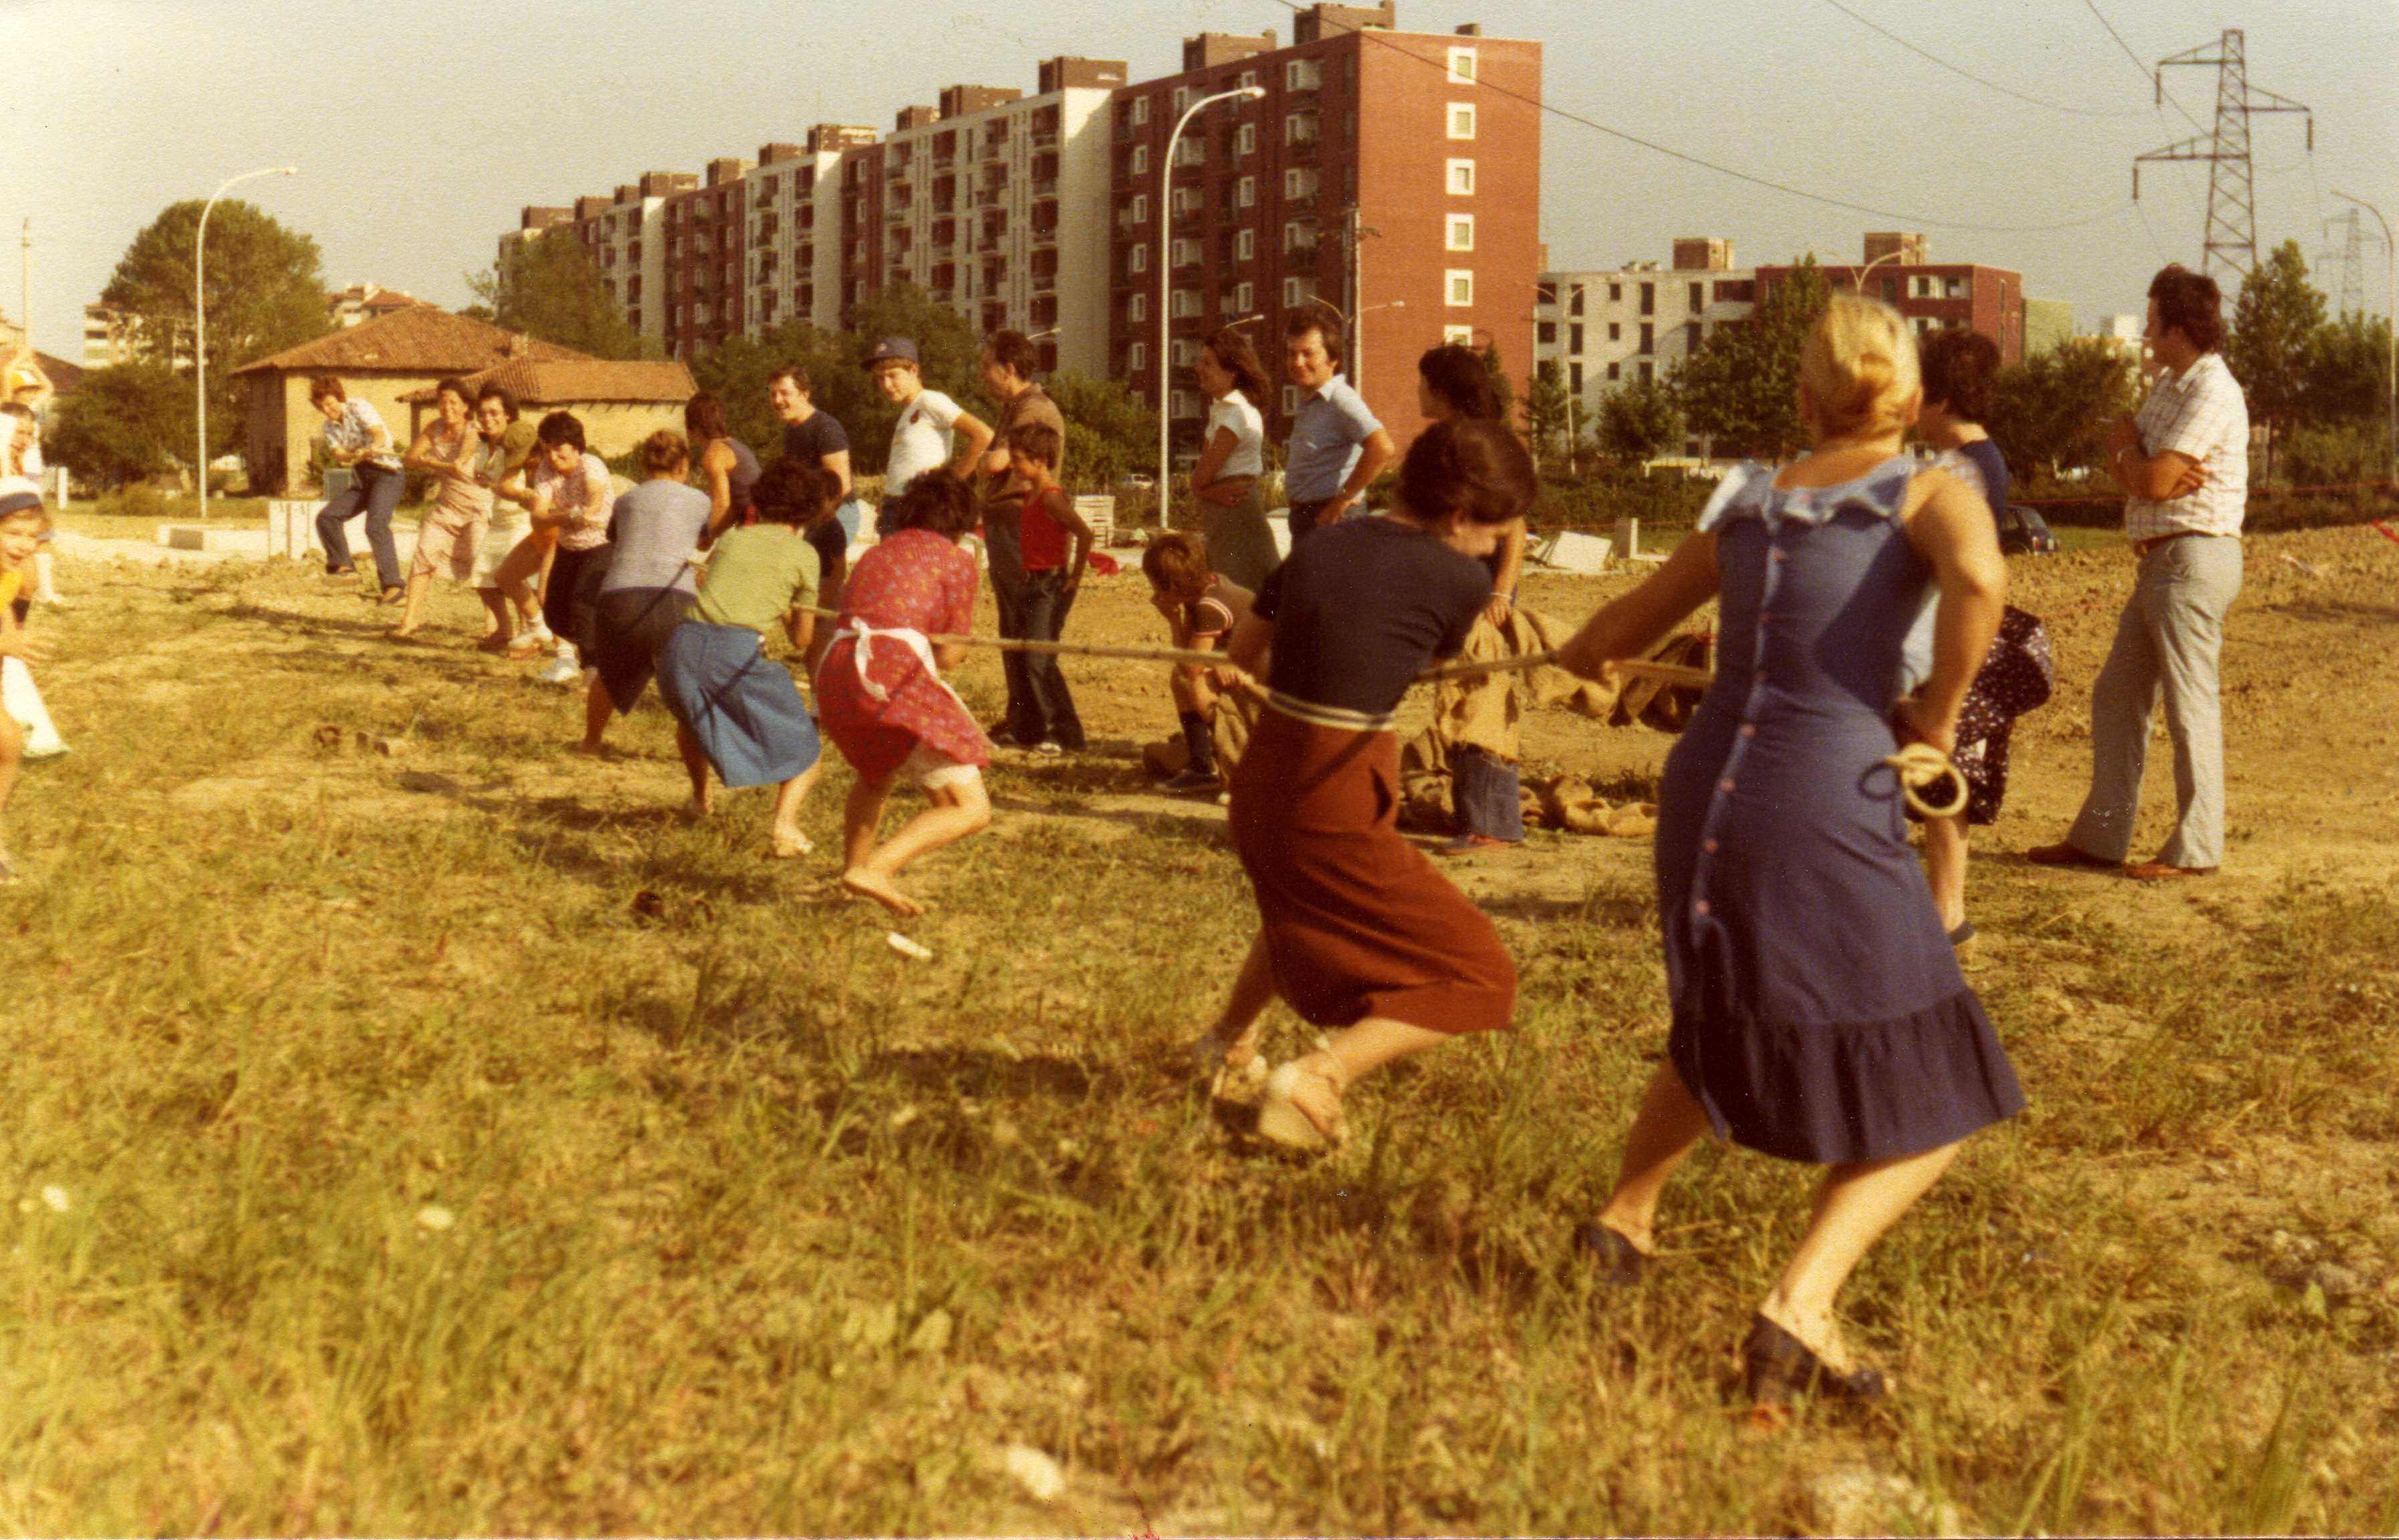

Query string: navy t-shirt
1255 517 1492 715
782 411 849 467
1953 438 2010 534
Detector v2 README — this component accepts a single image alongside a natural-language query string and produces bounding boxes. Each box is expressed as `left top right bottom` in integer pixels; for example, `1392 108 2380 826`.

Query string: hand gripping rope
1881 740 1970 820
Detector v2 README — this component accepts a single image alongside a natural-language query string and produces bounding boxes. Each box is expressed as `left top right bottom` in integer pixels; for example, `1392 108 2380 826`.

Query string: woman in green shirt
656 456 835 857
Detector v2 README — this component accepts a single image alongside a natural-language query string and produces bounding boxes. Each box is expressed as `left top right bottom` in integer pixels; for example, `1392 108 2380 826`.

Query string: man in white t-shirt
864 336 992 536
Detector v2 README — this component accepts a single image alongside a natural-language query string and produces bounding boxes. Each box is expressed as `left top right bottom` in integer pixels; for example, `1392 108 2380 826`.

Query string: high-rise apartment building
506 171 696 348
1535 239 1758 433
666 158 753 357
835 57 1127 376
743 126 879 336
1107 4 1542 450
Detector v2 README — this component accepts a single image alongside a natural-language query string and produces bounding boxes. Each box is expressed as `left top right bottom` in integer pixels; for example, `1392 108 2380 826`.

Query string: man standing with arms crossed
1280 305 1395 546
975 330 1065 748
2028 264 2245 882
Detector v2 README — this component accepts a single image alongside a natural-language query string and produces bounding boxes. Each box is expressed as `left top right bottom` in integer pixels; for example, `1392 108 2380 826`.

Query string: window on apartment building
1281 276 1315 307
1946 276 1968 298
1912 316 1934 335
1570 362 1584 393
1130 245 1148 274
1538 321 1556 345
1172 389 1198 419
1132 144 1149 176
1606 361 1621 380
1172 289 1202 318
1639 282 1655 315
1447 158 1475 196
1445 324 1474 346
1130 341 1146 372
1445 269 1474 308
1230 280 1251 312
1607 282 1621 303
1172 338 1201 366
1570 323 1584 354
1445 214 1474 252
1237 123 1257 156
1172 187 1201 218
1638 360 1654 383
1447 103 1476 139
1570 286 1586 316
1911 275 1934 299
1285 59 1322 91
1172 86 1193 116
1129 292 1147 322
1639 322 1654 354
1172 237 1201 267
1237 177 1256 209
1685 321 1702 352
1608 321 1621 340
1238 70 1259 91
1131 193 1148 223
1689 282 1705 312
1447 46 1479 84
1131 95 1151 126
1237 228 1255 261
1285 168 1317 199
1285 112 1318 144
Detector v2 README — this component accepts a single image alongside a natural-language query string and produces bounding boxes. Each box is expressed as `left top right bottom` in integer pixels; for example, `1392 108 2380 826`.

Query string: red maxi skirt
1229 703 1516 1035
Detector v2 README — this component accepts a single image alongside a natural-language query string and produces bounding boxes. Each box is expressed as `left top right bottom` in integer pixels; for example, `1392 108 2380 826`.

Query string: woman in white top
1190 327 1278 591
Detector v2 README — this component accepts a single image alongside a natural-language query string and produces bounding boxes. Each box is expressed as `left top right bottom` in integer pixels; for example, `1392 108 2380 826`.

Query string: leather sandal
1742 1313 1887 1407
1256 1056 1346 1151
1572 1222 1651 1285
2024 841 2122 871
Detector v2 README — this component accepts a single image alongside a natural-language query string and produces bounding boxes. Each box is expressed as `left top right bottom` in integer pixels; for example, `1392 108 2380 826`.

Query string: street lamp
2331 191 2396 488
1308 296 1405 391
1853 249 1905 295
1158 86 1264 530
195 165 298 520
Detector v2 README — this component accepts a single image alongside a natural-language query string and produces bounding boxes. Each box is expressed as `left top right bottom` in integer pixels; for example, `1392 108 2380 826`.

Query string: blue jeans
982 512 1034 740
316 463 404 590
1017 569 1085 750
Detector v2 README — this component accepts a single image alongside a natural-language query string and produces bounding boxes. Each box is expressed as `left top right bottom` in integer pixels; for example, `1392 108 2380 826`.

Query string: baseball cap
861 336 920 369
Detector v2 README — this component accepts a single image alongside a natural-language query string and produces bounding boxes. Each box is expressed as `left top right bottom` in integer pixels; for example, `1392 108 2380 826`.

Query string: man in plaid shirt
2030 265 2247 881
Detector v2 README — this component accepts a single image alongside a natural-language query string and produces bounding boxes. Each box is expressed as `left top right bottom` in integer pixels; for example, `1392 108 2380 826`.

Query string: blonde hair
1800 294 1920 442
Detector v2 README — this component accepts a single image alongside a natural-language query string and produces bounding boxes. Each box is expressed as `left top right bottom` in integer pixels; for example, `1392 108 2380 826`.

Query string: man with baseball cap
863 337 992 536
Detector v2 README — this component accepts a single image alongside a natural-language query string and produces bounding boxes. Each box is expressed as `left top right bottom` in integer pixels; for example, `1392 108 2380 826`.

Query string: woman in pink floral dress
813 476 991 917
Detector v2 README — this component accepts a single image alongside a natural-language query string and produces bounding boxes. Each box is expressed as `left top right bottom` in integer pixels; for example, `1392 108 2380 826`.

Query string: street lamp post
1309 296 1404 393
1853 249 1905 296
1158 86 1263 530
195 165 297 520
2331 191 2397 488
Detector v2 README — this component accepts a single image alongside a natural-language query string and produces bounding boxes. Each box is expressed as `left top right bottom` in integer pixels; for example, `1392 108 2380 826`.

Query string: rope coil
1882 741 1970 820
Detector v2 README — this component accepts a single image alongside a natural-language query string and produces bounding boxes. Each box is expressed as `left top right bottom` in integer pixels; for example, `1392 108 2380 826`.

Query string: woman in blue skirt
1556 295 2020 1410
657 457 837 858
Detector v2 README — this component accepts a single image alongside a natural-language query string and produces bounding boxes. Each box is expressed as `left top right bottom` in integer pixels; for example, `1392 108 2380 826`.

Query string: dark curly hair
1918 328 1998 424
752 456 841 530
2148 265 2226 354
883 473 978 540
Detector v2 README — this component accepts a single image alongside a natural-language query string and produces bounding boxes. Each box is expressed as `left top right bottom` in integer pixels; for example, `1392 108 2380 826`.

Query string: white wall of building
1533 264 1757 439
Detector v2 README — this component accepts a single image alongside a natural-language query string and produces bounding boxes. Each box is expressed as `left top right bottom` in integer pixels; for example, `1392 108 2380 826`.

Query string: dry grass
0 529 2396 1534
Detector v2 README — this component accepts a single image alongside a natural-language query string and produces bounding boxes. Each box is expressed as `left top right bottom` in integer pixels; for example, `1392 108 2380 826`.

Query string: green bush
1531 465 1715 533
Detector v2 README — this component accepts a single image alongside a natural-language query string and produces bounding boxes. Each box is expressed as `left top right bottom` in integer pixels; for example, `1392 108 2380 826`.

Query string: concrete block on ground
1539 530 1614 574
158 524 270 554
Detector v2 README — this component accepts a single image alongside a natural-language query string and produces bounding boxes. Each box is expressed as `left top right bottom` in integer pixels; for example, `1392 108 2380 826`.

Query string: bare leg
1263 1015 1451 1142
1760 1141 1963 1371
842 776 990 917
391 570 431 636
1922 814 1970 933
579 675 612 752
0 711 22 829
768 760 823 857
673 723 713 816
1592 1064 1715 1254
476 588 514 647
1197 929 1279 1070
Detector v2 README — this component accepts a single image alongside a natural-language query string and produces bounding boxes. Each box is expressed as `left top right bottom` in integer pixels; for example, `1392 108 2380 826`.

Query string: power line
1815 0 2147 119
2079 0 2209 134
1259 1 2127 234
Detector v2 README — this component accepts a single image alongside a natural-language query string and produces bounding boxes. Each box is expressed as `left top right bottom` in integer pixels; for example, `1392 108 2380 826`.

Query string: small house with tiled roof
399 358 696 463
233 308 588 494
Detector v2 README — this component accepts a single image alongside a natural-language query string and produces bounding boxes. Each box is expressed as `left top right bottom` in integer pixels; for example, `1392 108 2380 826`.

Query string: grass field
1 526 2396 1533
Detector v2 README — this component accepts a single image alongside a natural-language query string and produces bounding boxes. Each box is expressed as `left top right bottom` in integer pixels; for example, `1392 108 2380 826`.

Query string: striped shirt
325 398 403 471
2125 352 2248 543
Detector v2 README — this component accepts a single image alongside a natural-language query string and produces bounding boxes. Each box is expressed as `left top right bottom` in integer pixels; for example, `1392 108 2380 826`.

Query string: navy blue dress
1656 457 2024 1164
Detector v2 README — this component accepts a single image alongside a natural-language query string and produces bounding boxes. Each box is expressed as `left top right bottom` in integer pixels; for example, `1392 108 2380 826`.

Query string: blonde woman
1555 295 2018 1410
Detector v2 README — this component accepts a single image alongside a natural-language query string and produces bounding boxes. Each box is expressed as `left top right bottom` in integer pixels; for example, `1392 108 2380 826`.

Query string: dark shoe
2125 861 2216 882
1946 921 1976 947
2024 841 2122 871
1160 768 1224 795
1742 1314 1887 1407
1572 1221 1650 1285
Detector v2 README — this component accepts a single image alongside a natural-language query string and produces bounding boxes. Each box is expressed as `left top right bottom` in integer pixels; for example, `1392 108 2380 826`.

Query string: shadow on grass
2260 598 2399 625
988 792 1229 842
867 1044 1103 1101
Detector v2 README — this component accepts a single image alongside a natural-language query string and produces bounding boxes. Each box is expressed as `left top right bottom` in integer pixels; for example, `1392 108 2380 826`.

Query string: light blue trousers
2065 534 2242 868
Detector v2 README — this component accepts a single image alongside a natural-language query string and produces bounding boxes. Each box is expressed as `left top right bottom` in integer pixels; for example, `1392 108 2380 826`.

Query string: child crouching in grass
813 476 993 918
1140 530 1255 795
1002 422 1091 756
0 482 58 880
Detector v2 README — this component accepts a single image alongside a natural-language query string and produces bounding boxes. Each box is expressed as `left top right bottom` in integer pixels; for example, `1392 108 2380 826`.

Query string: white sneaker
536 655 582 686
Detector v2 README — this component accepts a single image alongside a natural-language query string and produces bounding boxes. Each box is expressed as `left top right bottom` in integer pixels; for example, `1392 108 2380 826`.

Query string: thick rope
1882 740 1970 819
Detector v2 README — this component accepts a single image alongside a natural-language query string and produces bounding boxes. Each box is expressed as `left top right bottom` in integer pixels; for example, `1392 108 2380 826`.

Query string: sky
4 0 2394 359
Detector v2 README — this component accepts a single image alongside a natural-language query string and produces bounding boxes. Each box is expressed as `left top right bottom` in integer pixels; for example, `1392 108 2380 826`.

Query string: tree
1476 340 1517 425
1984 338 2137 483
470 235 651 360
2303 310 2393 424
1043 370 1156 491
2224 239 2327 482
44 364 193 489
1596 376 1684 463
1526 358 1572 471
1677 257 1829 457
102 199 330 376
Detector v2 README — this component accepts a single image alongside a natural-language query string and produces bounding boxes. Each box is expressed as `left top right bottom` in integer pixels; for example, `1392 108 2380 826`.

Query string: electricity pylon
2131 28 2311 284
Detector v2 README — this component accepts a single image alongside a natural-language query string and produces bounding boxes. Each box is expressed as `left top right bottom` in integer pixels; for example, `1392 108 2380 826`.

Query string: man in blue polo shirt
1280 306 1395 545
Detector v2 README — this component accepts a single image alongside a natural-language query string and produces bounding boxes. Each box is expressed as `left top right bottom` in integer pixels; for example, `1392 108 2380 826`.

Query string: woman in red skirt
1203 418 1536 1149
813 475 992 917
